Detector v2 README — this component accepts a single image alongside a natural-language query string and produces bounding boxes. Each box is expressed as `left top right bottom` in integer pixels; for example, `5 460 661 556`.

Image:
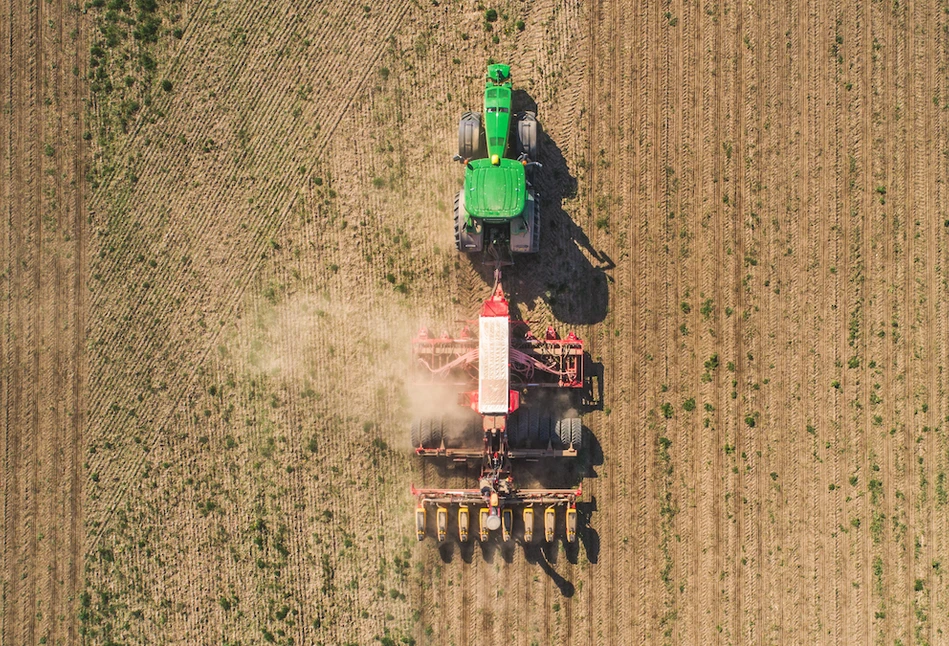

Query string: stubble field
4 0 949 644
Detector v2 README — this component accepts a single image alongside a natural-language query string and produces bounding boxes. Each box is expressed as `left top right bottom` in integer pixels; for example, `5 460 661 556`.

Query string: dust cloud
227 288 477 449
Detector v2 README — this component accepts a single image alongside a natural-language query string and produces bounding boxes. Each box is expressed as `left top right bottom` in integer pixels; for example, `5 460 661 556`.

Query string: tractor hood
463 159 527 220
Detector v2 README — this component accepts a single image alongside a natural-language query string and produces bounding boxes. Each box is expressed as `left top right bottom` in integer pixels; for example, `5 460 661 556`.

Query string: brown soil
4 0 949 644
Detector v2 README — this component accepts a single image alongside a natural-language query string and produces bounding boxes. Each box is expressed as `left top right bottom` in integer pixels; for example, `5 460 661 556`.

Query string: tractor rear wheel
419 418 433 448
516 111 541 161
411 419 422 448
458 111 484 160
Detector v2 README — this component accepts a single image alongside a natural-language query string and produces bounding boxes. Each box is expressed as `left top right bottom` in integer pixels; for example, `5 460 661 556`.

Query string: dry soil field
4 0 949 644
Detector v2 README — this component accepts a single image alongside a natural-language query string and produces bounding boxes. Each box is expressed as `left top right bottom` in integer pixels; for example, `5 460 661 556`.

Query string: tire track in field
684 0 718 638
845 1 873 642
642 0 675 638
913 4 940 643
729 1 765 639
3 0 44 643
806 0 843 640
822 0 846 639
581 2 604 642
662 0 692 640
584 0 625 641
867 2 897 640
0 0 30 640
694 0 729 638
3 0 87 641
758 0 789 637
889 3 914 640
668 0 700 641
716 0 746 638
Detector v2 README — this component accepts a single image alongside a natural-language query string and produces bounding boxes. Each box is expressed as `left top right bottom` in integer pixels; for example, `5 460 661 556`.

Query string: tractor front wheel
458 111 484 160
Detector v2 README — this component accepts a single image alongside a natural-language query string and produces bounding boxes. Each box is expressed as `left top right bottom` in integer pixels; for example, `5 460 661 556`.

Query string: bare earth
3 0 949 644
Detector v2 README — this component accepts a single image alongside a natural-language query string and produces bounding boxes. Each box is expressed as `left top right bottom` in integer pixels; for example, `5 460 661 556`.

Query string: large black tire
518 409 530 449
419 418 433 448
516 111 540 161
528 409 540 447
430 417 444 449
538 415 552 448
506 413 520 448
411 419 421 448
570 417 582 450
458 111 484 160
555 418 570 449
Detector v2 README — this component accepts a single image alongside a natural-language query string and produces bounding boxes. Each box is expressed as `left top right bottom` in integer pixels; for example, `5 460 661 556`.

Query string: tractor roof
483 65 513 159
463 158 527 220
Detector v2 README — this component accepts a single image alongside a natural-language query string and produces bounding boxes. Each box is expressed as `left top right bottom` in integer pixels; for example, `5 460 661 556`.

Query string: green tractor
453 64 543 258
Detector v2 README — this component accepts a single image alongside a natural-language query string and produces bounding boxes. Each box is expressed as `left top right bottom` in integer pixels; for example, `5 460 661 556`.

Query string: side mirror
452 154 463 162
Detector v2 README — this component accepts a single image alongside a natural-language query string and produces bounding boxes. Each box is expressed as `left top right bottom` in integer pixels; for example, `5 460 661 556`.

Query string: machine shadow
461 89 613 327
429 89 607 568
525 544 575 597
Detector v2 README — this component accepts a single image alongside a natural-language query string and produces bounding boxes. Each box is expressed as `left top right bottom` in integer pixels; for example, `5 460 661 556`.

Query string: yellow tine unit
415 507 426 542
565 507 577 543
458 506 470 543
544 506 556 543
436 506 448 542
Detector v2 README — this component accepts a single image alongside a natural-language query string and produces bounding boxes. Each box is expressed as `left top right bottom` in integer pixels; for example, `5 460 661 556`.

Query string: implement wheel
528 409 540 447
570 417 583 450
517 409 531 449
554 418 569 449
506 412 520 448
538 415 552 448
430 417 444 449
419 418 433 449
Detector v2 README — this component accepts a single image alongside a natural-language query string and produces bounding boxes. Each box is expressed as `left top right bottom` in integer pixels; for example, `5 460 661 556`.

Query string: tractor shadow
462 89 613 327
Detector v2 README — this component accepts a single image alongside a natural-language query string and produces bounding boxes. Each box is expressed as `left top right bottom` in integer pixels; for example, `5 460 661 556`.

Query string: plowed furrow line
615 0 636 636
852 0 873 642
761 0 788 635
871 2 898 639
717 0 743 638
579 0 597 618
815 0 850 640
0 0 31 642
695 0 726 638
841 1 865 641
687 0 713 638
932 7 949 638
664 0 689 640
893 3 911 635
672 0 700 641
584 0 617 641
638 0 663 638
24 0 44 644
916 5 938 644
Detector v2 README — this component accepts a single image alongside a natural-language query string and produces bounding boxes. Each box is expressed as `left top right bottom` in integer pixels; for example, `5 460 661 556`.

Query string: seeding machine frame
411 271 585 544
